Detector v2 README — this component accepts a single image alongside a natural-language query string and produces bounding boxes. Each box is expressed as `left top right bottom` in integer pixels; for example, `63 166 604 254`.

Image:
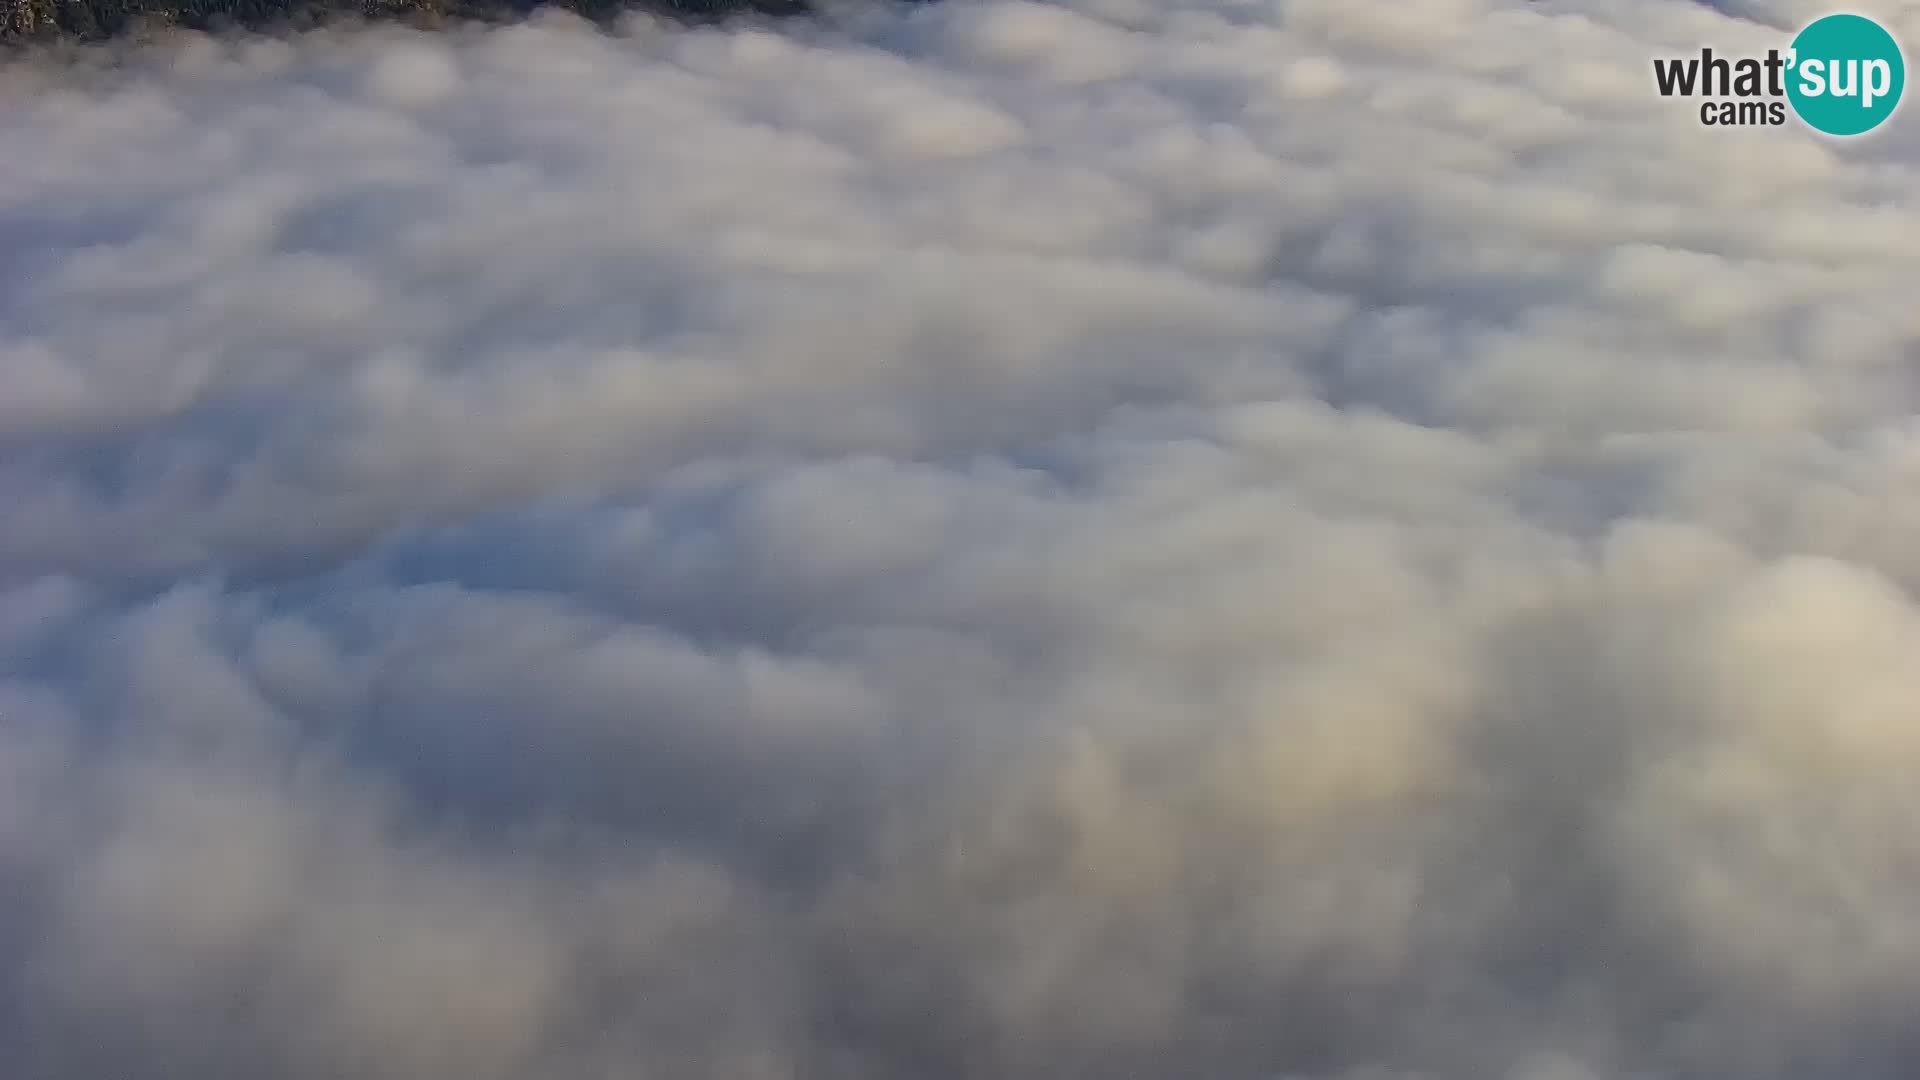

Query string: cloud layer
5 2 1920 1077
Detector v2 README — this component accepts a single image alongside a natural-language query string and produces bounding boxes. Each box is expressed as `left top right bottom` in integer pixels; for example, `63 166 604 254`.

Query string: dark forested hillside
3 0 809 40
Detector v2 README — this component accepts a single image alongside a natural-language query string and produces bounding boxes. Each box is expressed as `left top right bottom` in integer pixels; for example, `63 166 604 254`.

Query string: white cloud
5 2 1920 1077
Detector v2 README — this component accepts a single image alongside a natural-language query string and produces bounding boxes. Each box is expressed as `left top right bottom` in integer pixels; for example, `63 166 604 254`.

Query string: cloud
5 1 1920 1077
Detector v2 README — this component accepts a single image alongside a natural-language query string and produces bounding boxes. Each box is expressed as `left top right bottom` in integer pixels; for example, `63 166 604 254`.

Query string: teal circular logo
1786 14 1906 136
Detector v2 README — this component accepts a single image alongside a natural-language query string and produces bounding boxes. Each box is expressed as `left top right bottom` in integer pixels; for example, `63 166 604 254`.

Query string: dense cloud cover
5 1 1920 1076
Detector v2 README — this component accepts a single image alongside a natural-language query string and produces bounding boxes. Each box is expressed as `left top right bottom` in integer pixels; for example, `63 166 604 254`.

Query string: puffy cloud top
5 3 1920 1078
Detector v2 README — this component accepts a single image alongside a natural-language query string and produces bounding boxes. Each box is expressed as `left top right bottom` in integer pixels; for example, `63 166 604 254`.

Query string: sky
3 1 1920 1077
